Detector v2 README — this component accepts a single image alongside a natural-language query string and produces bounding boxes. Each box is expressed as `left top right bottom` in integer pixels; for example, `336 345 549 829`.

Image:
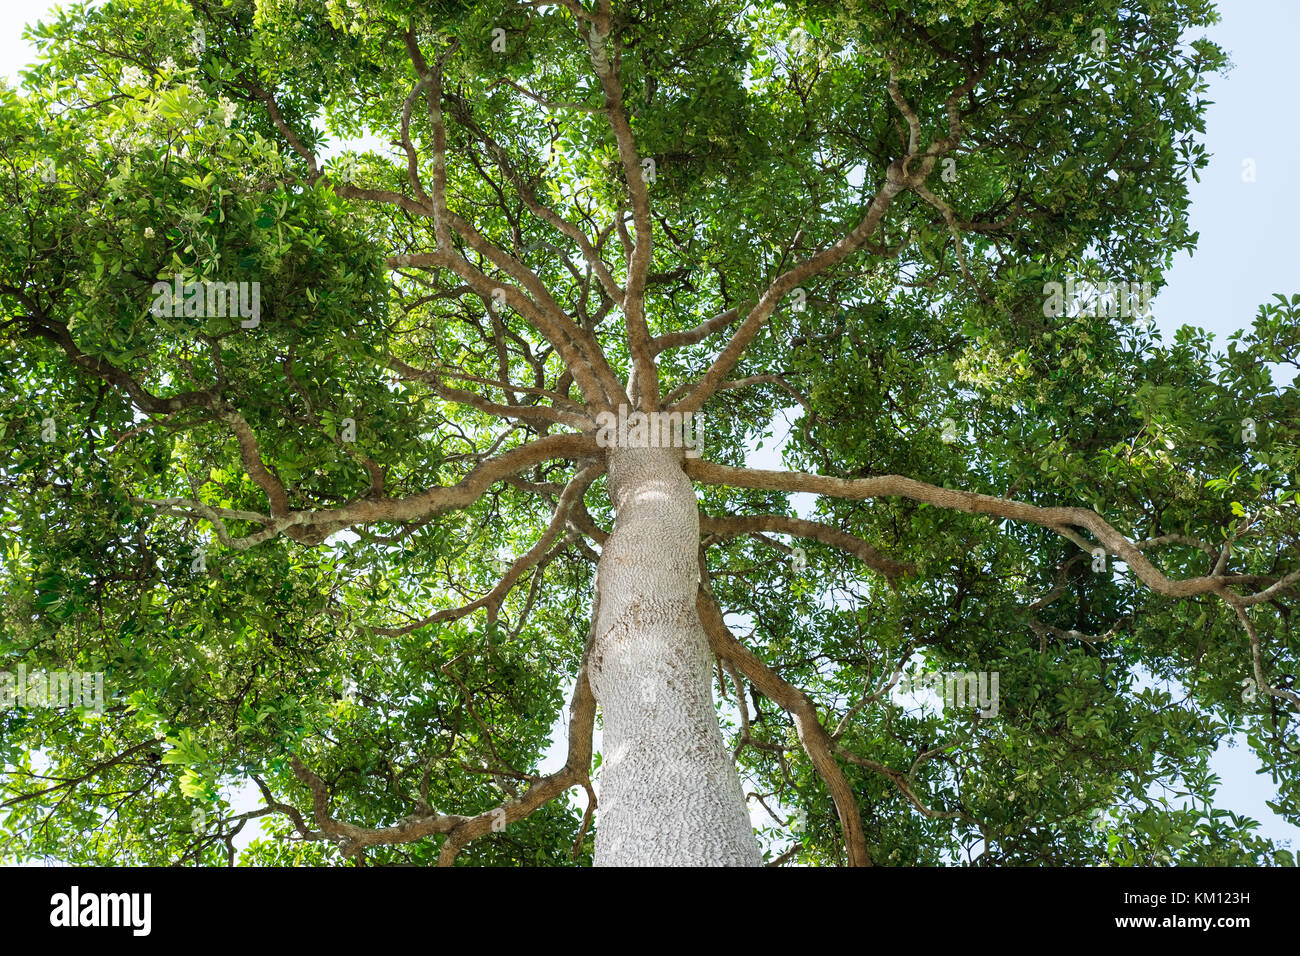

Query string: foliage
0 0 1294 866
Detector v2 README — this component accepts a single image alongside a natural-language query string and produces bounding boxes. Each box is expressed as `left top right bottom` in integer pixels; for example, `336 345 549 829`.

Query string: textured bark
588 446 761 866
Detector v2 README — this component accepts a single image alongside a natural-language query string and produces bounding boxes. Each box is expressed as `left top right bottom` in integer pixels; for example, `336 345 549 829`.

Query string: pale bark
588 446 761 866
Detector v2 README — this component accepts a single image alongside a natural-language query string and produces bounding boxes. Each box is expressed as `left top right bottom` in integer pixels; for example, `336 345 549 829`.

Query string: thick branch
372 461 603 635
685 459 1266 601
673 60 985 415
700 514 913 580
582 11 657 408
696 577 872 867
386 250 621 410
136 432 598 549
385 355 591 429
443 89 624 302
672 171 906 414
650 306 740 355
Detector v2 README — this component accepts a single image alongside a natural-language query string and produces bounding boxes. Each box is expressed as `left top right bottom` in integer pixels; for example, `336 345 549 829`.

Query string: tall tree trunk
588 446 761 866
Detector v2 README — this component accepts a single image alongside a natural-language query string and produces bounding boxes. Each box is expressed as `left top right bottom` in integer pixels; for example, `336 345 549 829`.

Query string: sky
1125 0 1300 850
1 0 1296 857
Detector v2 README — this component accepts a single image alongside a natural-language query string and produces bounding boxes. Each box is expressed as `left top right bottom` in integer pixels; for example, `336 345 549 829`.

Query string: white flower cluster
216 96 238 128
335 154 359 183
105 126 144 155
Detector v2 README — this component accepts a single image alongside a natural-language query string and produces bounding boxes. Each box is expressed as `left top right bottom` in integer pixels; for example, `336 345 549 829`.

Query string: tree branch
696 573 872 867
134 431 598 549
581 9 657 408
371 461 603 635
699 514 913 580
684 458 1269 600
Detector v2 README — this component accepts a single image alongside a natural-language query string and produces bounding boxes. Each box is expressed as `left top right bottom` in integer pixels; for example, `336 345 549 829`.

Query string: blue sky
1 0 1296 853
1147 0 1300 849
1153 0 1300 353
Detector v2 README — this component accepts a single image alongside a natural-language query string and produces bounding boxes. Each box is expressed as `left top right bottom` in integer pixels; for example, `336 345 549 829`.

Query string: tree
0 0 1296 867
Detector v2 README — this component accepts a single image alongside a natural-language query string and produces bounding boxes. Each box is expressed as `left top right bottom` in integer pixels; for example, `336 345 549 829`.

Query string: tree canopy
1 0 1297 866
